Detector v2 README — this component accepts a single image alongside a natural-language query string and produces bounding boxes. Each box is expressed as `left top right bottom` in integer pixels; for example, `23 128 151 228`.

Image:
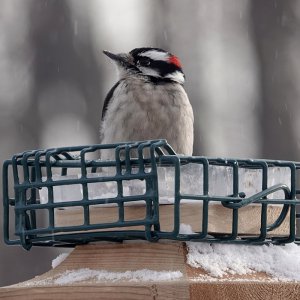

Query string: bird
100 47 194 159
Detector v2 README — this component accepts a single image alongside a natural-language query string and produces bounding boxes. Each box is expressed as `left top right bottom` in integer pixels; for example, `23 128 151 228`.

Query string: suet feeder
2 139 300 299
3 139 299 250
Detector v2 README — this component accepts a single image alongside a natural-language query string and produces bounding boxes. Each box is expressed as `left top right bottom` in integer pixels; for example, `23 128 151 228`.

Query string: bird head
103 47 185 84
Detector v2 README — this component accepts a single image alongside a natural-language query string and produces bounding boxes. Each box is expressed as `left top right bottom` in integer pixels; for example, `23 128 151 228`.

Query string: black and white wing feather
101 79 124 120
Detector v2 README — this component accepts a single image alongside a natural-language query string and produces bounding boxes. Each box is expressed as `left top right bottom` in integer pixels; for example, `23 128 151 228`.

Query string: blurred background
1 0 300 287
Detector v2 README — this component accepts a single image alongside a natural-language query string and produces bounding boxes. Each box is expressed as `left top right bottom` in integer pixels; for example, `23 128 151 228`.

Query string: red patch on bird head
169 55 182 68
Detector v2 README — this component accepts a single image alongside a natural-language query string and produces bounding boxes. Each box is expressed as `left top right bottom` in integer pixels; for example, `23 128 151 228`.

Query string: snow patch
52 253 70 269
179 223 196 234
186 242 300 281
54 268 183 285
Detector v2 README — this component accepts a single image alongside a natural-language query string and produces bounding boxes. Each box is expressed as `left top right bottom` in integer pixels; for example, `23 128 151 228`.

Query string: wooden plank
0 284 190 300
189 282 300 300
1 242 300 300
185 261 300 299
52 243 187 272
2 279 300 300
0 243 190 300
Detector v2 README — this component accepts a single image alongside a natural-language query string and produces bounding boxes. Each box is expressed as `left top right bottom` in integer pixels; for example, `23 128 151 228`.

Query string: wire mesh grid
2 140 300 250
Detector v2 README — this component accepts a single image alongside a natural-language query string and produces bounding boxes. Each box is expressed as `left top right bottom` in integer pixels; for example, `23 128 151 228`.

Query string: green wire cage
2 139 300 250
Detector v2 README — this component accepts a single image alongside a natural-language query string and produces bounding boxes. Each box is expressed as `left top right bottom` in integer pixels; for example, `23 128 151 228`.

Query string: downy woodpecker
101 47 194 159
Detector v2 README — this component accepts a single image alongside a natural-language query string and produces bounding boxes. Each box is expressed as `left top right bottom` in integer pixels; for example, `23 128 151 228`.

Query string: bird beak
103 50 132 67
103 50 121 62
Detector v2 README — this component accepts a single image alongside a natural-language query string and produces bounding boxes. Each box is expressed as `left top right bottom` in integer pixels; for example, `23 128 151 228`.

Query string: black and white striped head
103 47 185 84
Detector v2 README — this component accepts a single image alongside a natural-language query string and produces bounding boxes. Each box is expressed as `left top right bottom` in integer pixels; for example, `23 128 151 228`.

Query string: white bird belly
100 79 194 158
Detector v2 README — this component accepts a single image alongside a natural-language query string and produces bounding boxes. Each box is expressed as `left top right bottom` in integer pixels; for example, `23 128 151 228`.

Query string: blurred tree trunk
251 0 300 161
28 0 102 147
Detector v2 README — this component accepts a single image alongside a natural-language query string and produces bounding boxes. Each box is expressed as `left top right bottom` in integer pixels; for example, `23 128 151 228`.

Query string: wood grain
1 242 300 300
0 243 190 300
53 242 187 272
0 284 190 300
189 282 300 300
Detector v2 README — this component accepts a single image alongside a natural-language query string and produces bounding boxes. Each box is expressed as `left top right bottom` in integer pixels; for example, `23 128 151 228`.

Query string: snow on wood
186 242 300 281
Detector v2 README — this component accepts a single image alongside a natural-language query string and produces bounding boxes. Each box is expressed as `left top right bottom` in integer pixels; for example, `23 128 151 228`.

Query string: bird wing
101 79 124 120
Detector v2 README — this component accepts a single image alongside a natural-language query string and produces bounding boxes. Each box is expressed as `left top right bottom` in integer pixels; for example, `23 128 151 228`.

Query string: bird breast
100 77 194 157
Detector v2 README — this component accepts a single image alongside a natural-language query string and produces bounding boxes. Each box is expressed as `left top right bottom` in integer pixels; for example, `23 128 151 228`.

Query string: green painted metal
2 139 300 250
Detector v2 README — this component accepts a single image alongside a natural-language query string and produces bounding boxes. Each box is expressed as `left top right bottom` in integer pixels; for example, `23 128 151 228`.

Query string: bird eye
137 58 151 66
